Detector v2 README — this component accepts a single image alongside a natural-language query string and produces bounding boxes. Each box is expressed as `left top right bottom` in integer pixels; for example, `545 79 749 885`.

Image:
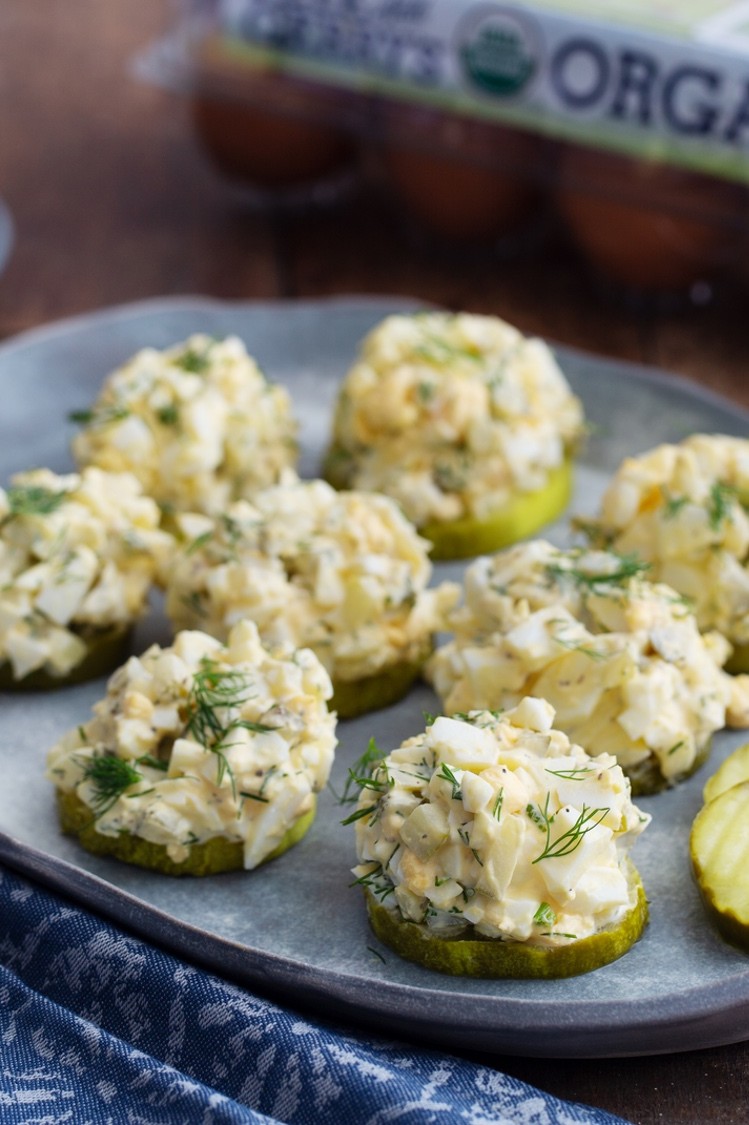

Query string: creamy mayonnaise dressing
351 699 648 945
47 620 337 868
165 474 460 684
327 312 585 526
428 540 749 785
72 334 297 515
0 467 172 680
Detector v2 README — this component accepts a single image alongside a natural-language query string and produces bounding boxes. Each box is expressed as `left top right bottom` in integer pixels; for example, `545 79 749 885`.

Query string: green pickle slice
626 737 712 797
690 781 749 950
331 644 432 719
57 789 316 876
323 453 573 562
703 742 749 804
421 460 573 561
365 859 648 979
0 625 132 692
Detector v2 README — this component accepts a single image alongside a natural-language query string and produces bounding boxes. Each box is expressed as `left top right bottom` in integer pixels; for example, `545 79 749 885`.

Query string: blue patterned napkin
0 865 630 1125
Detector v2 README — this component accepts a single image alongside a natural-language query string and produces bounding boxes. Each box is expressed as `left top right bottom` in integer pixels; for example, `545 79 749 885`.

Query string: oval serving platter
1 295 749 1059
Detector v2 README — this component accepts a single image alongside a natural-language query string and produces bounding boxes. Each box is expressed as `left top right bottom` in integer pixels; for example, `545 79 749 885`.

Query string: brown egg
555 144 747 293
187 42 358 194
379 107 544 242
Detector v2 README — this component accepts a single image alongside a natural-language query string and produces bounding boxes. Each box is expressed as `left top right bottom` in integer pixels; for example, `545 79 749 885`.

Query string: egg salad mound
164 475 460 718
428 541 749 794
46 620 337 874
324 312 585 558
71 334 298 516
349 700 649 977
581 435 749 663
0 467 173 688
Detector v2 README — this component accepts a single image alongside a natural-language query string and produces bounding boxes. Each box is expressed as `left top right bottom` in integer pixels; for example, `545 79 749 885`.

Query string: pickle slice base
625 738 712 797
690 781 749 951
365 860 648 979
421 460 573 561
57 789 316 876
331 644 432 719
0 625 132 692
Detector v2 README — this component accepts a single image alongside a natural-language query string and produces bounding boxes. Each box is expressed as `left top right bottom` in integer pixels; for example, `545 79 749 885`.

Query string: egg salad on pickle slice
47 620 337 875
164 474 460 718
0 467 172 689
71 334 297 517
348 699 649 978
580 434 749 671
428 541 749 794
324 311 585 559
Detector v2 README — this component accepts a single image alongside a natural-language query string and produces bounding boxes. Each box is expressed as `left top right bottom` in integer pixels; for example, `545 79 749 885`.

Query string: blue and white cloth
0 866 630 1124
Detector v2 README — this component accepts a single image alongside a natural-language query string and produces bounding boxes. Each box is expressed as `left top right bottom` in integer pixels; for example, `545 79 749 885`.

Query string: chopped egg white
46 620 337 869
428 541 749 787
351 702 648 946
164 474 460 685
71 334 297 515
327 312 585 526
583 434 749 648
0 468 173 681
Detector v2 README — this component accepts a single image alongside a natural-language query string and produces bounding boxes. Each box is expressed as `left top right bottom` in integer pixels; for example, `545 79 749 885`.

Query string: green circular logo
459 7 538 98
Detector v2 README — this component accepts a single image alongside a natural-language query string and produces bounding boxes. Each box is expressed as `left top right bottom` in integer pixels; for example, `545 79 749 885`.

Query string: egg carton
136 0 749 293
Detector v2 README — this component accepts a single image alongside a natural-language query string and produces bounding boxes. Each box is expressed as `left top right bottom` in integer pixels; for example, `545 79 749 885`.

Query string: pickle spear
690 781 749 950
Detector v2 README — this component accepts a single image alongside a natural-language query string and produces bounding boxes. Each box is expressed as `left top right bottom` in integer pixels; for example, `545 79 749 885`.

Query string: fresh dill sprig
68 405 131 428
662 491 689 519
437 762 463 801
529 793 610 864
185 661 251 745
175 341 215 373
336 737 386 805
492 788 504 821
156 404 179 426
546 552 650 589
81 753 142 817
708 481 737 530
533 901 557 927
545 766 595 780
4 484 68 519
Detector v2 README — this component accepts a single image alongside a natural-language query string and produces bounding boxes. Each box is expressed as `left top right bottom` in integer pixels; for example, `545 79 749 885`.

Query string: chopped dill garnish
545 766 594 780
175 342 214 373
137 754 169 772
662 491 689 519
438 762 463 801
667 740 685 756
341 803 380 826
186 531 213 555
367 945 387 964
336 737 385 805
546 552 650 589
533 902 557 927
68 405 130 428
156 404 179 426
492 788 504 821
81 753 142 817
529 793 610 864
4 484 67 519
708 481 736 530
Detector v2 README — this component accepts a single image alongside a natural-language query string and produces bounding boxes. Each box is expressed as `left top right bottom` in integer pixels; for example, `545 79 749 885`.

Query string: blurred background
1 0 748 407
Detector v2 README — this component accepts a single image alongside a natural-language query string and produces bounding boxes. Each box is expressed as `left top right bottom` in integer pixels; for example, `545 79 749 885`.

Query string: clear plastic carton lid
167 0 749 181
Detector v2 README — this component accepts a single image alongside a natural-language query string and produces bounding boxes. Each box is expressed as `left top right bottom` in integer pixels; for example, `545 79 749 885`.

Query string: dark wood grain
1 4 749 1123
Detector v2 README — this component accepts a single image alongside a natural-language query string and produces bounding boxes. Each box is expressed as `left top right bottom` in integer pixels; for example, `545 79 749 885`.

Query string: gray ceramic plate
2 296 749 1060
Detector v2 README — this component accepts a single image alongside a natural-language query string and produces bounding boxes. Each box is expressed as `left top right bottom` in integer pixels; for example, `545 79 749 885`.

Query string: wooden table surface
1 4 749 1123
